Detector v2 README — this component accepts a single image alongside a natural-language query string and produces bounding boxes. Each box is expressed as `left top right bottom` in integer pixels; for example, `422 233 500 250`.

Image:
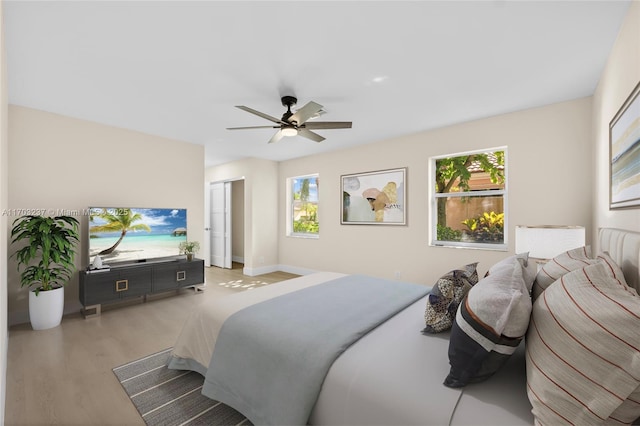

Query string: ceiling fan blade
302 121 352 130
236 106 285 124
289 101 323 125
298 128 325 143
268 130 285 144
227 125 280 130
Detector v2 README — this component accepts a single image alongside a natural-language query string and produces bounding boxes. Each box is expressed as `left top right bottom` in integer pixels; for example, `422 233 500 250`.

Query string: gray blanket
202 274 429 426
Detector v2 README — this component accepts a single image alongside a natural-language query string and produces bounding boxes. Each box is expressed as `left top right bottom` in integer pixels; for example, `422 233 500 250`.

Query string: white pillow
489 252 537 292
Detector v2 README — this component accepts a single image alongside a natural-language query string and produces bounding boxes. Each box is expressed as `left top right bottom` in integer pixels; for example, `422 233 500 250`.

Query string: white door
210 182 232 268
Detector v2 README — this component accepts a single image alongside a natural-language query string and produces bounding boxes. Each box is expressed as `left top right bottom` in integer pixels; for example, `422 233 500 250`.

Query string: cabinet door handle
177 271 186 281
115 279 129 292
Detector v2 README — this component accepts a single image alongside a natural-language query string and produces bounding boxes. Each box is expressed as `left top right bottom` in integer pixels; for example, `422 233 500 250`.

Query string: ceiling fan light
281 127 298 137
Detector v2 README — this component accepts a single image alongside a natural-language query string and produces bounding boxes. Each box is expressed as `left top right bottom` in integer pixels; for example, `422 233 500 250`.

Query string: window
431 148 507 250
287 174 319 237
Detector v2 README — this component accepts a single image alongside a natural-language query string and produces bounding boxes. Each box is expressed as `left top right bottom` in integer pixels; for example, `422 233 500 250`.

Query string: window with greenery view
431 148 507 249
288 174 319 237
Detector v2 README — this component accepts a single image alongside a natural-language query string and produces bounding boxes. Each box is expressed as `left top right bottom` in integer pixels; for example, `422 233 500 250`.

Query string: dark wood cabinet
152 260 204 291
79 258 204 317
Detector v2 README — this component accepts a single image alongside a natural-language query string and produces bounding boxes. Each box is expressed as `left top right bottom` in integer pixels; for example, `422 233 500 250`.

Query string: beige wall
204 157 278 275
1 1 8 421
593 1 640 245
278 98 593 284
197 5 640 288
7 106 205 325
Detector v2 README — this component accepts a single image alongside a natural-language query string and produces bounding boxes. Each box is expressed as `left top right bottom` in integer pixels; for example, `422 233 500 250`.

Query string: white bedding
310 296 533 426
200 274 430 426
169 271 348 374
169 271 533 425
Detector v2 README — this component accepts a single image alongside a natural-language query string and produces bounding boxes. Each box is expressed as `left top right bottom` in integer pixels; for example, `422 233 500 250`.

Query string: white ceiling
4 1 632 167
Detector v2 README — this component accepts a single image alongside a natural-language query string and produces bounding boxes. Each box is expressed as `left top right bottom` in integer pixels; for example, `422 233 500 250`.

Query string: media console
79 258 205 317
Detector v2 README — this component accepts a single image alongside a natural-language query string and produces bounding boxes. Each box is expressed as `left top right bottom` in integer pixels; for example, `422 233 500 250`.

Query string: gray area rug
113 348 252 426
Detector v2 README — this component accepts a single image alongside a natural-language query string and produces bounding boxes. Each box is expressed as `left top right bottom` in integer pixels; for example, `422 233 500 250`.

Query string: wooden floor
4 264 298 426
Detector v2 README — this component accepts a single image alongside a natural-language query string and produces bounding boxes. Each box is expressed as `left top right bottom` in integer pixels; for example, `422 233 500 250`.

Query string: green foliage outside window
461 211 504 242
437 224 462 241
292 176 319 235
293 203 319 233
434 150 506 246
435 151 505 229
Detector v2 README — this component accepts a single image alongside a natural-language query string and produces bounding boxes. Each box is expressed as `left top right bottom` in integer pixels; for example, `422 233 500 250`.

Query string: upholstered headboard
599 227 640 292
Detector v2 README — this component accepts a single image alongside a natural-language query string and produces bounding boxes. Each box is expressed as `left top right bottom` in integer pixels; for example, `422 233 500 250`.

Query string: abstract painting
341 167 406 225
610 81 640 209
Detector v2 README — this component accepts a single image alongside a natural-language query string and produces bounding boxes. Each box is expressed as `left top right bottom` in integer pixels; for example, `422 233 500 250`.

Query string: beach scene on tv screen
89 207 187 265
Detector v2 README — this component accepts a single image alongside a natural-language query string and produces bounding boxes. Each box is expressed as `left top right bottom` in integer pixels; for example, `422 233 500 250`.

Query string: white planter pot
29 286 64 330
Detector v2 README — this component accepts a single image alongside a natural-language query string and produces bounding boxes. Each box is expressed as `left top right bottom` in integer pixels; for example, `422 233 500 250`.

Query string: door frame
204 177 244 268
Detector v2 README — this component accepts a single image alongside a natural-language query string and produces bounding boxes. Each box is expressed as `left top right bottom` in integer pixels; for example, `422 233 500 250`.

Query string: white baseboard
242 264 278 276
232 255 244 263
242 264 319 277
277 264 319 276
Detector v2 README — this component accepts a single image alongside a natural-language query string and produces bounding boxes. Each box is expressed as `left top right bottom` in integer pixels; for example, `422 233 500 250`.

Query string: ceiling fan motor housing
281 96 297 108
281 96 297 122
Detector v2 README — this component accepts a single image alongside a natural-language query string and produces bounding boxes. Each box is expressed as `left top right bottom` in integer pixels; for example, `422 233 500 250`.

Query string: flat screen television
88 207 187 267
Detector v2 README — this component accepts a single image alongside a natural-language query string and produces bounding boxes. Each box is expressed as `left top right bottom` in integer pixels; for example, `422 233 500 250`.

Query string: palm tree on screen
89 209 151 255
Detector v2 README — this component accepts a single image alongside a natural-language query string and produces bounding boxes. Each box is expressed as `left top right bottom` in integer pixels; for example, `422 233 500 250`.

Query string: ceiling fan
227 96 352 144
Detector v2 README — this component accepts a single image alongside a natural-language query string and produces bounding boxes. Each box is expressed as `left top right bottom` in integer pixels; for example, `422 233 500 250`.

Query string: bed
168 227 640 425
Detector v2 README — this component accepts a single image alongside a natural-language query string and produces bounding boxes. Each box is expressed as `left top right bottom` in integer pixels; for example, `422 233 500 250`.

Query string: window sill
287 233 319 239
430 241 507 251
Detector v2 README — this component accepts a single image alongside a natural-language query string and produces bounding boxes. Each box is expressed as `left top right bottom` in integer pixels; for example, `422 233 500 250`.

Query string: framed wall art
341 167 406 225
610 80 640 209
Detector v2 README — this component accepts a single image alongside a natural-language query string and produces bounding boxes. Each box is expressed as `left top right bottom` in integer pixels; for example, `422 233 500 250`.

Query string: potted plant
11 215 80 330
179 241 200 261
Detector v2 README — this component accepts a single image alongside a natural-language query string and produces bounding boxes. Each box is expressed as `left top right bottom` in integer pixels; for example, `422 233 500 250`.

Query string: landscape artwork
341 168 406 225
610 81 640 209
88 207 187 265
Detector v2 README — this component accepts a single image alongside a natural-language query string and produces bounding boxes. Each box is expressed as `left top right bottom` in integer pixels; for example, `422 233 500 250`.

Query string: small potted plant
179 241 200 261
11 215 80 330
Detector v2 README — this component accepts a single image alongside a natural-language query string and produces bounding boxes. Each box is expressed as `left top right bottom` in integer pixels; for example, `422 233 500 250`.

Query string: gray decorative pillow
444 256 531 388
487 253 537 292
422 262 479 334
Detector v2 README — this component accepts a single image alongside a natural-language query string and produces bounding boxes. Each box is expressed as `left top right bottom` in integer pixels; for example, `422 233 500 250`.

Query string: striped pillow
597 251 627 283
526 262 640 425
444 257 531 388
532 246 595 299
